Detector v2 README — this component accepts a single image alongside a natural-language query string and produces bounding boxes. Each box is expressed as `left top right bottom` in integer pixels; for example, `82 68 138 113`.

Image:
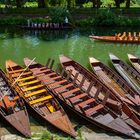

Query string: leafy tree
16 0 22 8
114 0 120 8
92 0 96 7
38 0 46 8
126 0 130 8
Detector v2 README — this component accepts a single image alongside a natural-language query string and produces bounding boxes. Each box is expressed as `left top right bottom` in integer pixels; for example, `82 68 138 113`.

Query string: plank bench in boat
54 83 73 92
33 69 51 75
48 79 67 87
75 98 95 109
42 76 62 83
23 85 44 92
61 88 80 98
23 57 140 139
5 60 76 138
29 95 53 105
69 93 87 103
17 76 35 81
24 89 46 98
19 79 39 86
12 71 32 78
85 104 104 116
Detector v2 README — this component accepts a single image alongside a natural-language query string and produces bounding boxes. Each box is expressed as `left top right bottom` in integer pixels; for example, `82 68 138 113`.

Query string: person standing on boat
27 19 30 27
64 17 69 27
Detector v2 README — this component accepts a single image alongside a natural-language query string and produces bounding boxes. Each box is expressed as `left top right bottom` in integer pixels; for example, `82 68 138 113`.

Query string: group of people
115 32 140 41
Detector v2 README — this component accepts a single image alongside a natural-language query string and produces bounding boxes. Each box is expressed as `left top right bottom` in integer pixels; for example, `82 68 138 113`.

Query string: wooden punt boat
89 34 140 44
89 57 140 116
0 69 31 137
18 23 73 30
59 55 140 130
5 60 76 138
128 54 140 74
109 53 140 95
24 57 140 139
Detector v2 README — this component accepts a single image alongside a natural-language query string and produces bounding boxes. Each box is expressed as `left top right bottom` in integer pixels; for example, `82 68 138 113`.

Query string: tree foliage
1 0 140 8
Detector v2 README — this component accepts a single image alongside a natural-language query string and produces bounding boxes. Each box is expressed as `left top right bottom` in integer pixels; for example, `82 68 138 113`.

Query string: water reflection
0 26 139 70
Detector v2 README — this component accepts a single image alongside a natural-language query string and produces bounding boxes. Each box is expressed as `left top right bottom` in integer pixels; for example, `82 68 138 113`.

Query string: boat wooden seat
54 83 73 92
40 67 48 70
17 76 35 81
9 69 24 74
85 104 104 116
12 96 19 101
22 85 43 92
31 67 46 71
46 102 55 113
75 98 95 109
3 96 16 108
45 72 56 77
48 79 67 88
43 76 62 83
29 95 53 105
12 71 32 78
69 93 87 103
19 80 39 86
24 89 46 98
34 69 51 75
61 88 80 98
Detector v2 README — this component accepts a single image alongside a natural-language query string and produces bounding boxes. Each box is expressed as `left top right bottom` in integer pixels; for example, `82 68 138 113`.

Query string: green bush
0 16 26 25
24 2 38 8
94 10 117 26
31 17 49 23
75 18 94 27
49 7 72 23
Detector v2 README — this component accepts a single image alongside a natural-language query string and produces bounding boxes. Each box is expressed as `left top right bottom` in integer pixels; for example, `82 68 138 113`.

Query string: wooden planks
24 89 46 98
29 95 53 105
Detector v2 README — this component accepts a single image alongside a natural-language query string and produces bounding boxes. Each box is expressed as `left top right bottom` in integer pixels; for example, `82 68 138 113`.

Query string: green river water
0 26 140 70
0 26 140 139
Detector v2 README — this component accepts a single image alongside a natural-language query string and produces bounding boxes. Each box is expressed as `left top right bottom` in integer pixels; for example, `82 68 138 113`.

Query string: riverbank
1 7 140 27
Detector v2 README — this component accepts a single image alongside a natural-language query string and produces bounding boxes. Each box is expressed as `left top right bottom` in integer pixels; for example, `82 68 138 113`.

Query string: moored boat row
18 22 73 30
1 54 140 139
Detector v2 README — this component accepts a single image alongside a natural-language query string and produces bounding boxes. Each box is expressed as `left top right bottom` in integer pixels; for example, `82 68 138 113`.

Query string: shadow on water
2 25 140 40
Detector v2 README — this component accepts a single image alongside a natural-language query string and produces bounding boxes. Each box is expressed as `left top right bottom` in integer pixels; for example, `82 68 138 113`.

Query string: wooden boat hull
0 69 31 137
89 57 140 115
59 55 140 131
128 54 140 74
89 35 140 44
24 57 140 139
5 60 76 138
109 53 140 95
